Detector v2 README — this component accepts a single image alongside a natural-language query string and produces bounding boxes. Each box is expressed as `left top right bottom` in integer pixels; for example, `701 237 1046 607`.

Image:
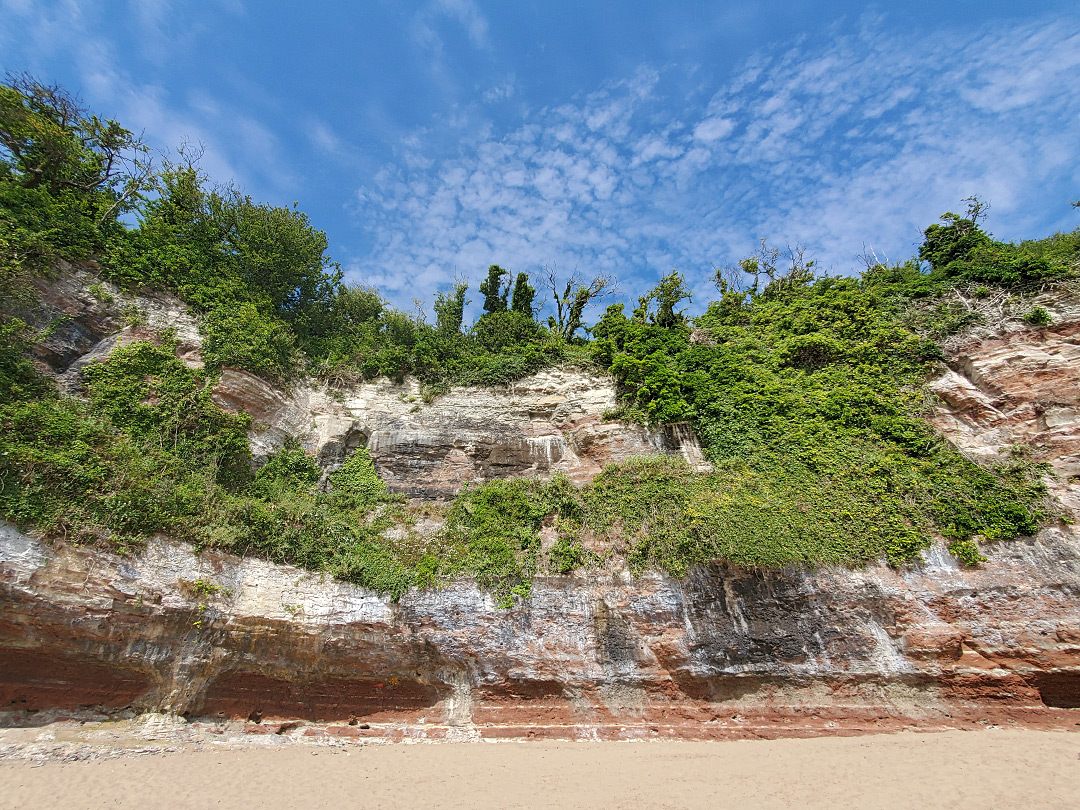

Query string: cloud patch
351 16 1080 311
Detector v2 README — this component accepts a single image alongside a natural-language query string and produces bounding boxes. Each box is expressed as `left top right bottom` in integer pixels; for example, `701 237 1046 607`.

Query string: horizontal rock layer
10 261 709 496
929 287 1080 512
211 367 710 496
6 267 1080 740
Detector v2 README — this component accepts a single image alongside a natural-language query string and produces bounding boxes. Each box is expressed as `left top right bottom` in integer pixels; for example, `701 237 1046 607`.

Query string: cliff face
210 367 709 497
3 265 1080 740
928 288 1080 512
14 262 707 497
3 521 1079 740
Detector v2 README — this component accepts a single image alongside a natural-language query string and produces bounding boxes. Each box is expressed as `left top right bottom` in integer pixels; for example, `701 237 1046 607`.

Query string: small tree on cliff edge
478 264 510 314
510 271 536 316
434 281 469 336
541 264 618 341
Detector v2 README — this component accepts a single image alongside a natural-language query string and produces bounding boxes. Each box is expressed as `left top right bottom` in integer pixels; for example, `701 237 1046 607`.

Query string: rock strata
3 260 203 393
2 520 1079 740
929 288 1080 512
7 261 709 495
5 266 1080 740
211 367 710 496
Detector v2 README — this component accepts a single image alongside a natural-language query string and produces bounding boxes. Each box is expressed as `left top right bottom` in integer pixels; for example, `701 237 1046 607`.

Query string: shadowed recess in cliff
198 672 442 723
1030 673 1080 709
0 647 154 714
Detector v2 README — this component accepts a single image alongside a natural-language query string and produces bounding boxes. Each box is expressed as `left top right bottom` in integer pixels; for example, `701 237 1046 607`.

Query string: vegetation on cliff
2 77 1077 602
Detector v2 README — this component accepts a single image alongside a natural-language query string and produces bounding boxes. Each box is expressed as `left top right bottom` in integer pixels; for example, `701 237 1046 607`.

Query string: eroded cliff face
3 265 1080 740
211 367 709 496
928 284 1080 512
3 521 1079 740
13 262 707 497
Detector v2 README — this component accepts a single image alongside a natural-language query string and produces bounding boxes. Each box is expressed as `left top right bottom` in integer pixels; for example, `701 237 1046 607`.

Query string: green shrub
328 446 387 509
1022 306 1053 327
0 317 52 401
252 440 319 498
473 310 542 352
948 538 987 566
200 301 301 382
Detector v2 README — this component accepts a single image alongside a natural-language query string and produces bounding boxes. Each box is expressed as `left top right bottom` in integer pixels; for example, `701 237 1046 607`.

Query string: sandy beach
1 729 1078 810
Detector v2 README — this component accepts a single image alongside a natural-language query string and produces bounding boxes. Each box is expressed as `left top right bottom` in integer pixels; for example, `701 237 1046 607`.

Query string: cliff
2 264 1080 740
15 262 708 497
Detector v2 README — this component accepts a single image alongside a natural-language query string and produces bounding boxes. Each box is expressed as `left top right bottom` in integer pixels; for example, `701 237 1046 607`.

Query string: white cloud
693 117 734 142
435 0 490 50
349 15 1080 312
413 0 492 59
0 0 296 198
482 75 516 104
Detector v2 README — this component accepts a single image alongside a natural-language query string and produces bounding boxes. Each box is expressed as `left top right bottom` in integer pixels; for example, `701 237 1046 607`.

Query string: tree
478 264 509 314
0 74 152 222
541 264 618 340
217 192 341 324
716 240 816 300
640 271 691 328
920 212 991 271
510 271 536 315
434 281 469 336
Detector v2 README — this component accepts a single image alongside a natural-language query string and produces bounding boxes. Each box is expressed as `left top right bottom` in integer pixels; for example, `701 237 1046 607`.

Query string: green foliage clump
328 446 387 509
919 208 1074 285
473 309 543 352
1022 306 1053 327
0 341 251 551
948 538 987 567
434 282 468 336
251 439 320 498
510 271 536 314
0 317 51 401
0 76 150 269
104 165 329 384
443 479 548 605
200 301 302 382
478 264 510 314
592 257 1053 569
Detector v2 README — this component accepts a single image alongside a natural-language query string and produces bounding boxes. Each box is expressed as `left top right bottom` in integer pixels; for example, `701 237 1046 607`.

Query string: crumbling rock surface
9 261 708 495
3 260 203 394
5 266 1080 740
928 287 1080 511
211 367 710 496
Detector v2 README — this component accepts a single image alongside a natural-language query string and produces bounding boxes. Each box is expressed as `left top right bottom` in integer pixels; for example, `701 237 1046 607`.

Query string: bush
473 310 542 352
948 538 987 566
1022 306 1053 327
328 446 387 509
200 301 301 382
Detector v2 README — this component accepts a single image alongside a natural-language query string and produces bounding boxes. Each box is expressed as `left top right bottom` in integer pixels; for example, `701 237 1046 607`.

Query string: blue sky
2 1 1079 315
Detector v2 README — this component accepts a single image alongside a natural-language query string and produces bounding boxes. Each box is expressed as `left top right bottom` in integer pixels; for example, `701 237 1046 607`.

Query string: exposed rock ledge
6 265 1080 740
928 286 1080 513
2 520 1079 740
210 367 710 496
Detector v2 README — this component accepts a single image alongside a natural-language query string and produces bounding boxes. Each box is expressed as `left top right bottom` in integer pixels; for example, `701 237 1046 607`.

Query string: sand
1 729 1079 809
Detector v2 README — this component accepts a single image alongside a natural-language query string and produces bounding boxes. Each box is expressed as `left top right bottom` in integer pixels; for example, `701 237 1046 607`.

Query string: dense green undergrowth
1 77 1077 603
